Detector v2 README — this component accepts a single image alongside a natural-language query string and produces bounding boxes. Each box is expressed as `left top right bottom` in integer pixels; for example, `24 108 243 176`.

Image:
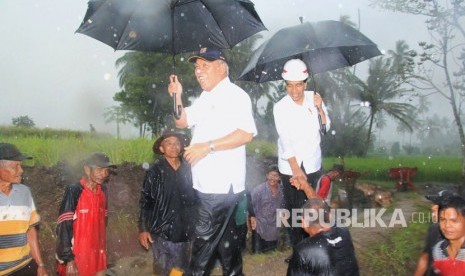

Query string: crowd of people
1 46 464 276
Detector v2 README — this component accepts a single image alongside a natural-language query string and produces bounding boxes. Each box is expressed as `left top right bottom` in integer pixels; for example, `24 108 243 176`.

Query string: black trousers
251 231 277 254
8 261 38 276
281 169 321 246
187 190 243 276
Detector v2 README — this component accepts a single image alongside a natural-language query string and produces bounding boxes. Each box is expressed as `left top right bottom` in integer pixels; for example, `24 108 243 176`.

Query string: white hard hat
281 59 309 81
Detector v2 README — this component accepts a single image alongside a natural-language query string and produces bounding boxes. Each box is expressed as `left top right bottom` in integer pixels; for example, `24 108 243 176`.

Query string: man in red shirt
315 164 343 203
56 152 115 276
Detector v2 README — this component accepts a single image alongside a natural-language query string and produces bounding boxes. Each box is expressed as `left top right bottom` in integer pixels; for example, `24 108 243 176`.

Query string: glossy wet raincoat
138 157 197 242
287 227 359 276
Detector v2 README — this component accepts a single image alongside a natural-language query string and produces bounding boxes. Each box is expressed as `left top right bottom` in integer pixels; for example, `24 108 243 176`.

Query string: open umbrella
76 0 266 118
237 20 381 133
237 20 382 83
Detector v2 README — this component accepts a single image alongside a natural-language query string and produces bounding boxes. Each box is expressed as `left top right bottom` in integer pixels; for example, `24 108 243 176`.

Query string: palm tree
104 105 133 139
344 56 418 155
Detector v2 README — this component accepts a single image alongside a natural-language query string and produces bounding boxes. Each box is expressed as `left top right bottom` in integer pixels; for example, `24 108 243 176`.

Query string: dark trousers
281 169 321 246
8 261 37 276
187 190 243 276
251 231 277 254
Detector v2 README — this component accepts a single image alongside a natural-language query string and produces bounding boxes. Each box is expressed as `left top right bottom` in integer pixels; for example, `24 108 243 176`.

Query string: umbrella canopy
238 20 382 83
76 0 266 54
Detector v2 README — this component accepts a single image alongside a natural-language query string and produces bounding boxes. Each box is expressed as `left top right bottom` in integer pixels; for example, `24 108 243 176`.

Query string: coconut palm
344 56 418 155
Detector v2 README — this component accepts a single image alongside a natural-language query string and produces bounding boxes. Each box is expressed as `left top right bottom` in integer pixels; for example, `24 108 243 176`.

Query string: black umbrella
77 0 266 54
237 20 382 83
77 0 266 118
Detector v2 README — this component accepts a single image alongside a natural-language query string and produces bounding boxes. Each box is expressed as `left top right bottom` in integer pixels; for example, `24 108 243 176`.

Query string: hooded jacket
287 227 359 276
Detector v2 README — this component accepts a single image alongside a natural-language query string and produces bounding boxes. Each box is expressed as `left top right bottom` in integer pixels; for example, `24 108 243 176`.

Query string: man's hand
65 260 78 276
138 232 153 250
250 216 257 230
290 176 317 199
168 75 183 97
37 265 48 276
314 92 323 110
183 143 210 166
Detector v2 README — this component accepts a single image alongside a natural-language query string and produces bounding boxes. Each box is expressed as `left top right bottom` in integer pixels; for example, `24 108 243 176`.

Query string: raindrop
148 100 152 104
152 84 156 88
180 13 185 17
180 57 185 62
103 73 111 80
129 31 137 39
223 241 230 248
87 19 93 24
254 148 260 154
142 162 150 170
331 130 336 135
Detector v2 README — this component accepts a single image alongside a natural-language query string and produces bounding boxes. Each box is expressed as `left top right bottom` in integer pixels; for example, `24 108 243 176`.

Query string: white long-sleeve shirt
273 90 330 175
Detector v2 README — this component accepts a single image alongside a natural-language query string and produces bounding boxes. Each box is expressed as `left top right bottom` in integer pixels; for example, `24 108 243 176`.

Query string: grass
2 126 462 184
359 194 431 275
324 155 462 183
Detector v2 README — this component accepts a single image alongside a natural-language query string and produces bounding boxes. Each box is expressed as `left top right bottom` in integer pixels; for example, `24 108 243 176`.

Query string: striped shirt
0 184 40 275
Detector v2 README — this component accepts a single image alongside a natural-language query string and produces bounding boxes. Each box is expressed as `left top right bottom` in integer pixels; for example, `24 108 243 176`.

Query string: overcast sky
0 0 435 138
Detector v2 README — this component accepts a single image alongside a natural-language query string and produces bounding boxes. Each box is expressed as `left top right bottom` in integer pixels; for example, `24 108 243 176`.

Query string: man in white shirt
168 47 257 276
273 59 331 249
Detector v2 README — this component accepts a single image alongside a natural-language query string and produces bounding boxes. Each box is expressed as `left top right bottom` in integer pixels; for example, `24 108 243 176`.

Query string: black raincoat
138 157 197 242
287 227 359 276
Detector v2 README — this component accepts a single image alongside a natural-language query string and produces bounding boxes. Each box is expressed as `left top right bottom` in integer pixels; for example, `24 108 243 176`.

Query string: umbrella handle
173 93 182 120
314 91 326 135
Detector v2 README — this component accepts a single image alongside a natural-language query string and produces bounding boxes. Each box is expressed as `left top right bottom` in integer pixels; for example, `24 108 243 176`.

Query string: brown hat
153 129 190 155
0 143 32 161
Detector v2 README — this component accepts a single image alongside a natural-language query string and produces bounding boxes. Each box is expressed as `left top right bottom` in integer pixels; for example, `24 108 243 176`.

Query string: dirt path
350 192 419 274
108 192 419 276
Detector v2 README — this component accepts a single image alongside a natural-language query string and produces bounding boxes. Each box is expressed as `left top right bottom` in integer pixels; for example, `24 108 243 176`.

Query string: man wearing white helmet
273 59 331 251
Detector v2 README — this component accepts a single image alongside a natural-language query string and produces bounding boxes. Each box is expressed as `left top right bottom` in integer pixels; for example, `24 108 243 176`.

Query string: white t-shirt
186 77 257 194
273 90 331 175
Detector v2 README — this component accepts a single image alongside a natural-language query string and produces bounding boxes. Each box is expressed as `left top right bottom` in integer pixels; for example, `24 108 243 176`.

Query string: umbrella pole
310 73 326 135
171 8 182 120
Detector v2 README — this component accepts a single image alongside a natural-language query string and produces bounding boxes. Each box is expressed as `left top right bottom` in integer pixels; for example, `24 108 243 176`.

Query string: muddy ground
21 157 449 275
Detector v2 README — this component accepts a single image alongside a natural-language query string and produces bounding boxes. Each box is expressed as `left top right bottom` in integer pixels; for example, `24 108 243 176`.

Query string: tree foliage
370 0 465 186
114 52 197 137
12 115 35 128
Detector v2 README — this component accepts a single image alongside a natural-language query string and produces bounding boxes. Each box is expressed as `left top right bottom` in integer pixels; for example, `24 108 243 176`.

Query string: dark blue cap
188 47 226 63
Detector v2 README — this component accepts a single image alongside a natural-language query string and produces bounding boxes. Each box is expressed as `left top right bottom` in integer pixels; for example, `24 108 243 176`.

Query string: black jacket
287 227 359 276
138 157 197 242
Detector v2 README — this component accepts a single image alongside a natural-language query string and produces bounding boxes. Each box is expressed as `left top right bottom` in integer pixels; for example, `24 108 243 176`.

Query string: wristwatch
208 140 215 154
